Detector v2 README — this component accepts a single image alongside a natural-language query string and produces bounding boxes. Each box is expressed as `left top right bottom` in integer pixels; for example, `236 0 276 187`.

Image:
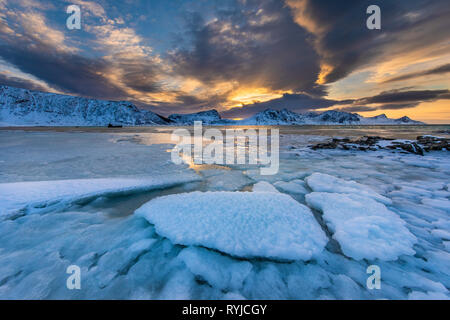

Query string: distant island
0 85 423 126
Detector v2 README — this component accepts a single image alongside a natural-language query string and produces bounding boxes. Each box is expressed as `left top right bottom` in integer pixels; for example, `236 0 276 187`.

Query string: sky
0 0 449 123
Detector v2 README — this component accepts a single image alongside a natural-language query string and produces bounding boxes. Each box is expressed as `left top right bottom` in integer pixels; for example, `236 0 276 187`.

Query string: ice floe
421 198 450 213
178 246 252 291
0 175 199 218
135 191 327 261
305 172 392 205
306 192 417 261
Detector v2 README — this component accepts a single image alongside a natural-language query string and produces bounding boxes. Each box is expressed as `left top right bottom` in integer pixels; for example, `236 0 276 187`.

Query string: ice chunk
136 191 327 261
222 292 246 300
305 173 392 205
421 198 450 213
252 181 279 193
0 175 199 218
158 269 196 300
242 264 289 299
287 264 331 299
306 192 417 261
274 179 308 195
178 246 252 291
408 291 449 300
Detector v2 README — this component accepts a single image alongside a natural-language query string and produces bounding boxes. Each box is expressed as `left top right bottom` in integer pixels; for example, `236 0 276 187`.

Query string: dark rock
310 135 448 156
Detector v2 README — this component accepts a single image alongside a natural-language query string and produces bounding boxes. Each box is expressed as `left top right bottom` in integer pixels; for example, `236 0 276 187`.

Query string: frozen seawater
135 191 328 261
0 129 449 299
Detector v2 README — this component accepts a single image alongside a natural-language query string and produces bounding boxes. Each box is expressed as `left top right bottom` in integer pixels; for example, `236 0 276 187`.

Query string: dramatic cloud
286 0 450 84
355 89 450 105
0 0 165 100
170 0 325 96
383 64 450 83
0 0 448 122
221 93 340 118
222 89 450 118
0 72 48 92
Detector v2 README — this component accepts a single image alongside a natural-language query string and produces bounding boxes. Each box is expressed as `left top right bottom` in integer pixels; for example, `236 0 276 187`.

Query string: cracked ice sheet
135 191 328 261
0 175 200 218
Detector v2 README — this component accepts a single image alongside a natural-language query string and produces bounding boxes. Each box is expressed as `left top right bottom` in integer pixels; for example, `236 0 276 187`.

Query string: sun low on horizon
0 0 449 123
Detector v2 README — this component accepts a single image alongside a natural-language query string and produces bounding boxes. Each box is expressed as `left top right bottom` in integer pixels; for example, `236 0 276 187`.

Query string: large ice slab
305 172 392 205
135 191 327 261
0 175 199 218
306 192 417 261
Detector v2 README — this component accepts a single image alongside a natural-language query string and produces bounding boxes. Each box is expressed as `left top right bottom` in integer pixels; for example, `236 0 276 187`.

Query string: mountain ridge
0 85 424 126
0 85 169 126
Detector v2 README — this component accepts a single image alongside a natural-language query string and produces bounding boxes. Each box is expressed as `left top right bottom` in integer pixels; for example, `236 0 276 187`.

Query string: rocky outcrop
310 135 449 155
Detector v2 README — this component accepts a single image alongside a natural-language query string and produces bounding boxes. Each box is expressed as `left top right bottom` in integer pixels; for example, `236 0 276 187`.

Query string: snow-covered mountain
240 109 362 125
0 85 169 126
239 108 423 125
168 109 224 125
0 85 424 126
240 108 305 125
359 113 422 125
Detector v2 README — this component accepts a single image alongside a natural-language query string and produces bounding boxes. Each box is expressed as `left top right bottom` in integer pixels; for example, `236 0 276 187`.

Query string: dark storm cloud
0 35 165 101
336 105 377 113
336 103 419 113
0 39 128 100
119 66 161 93
355 89 450 104
0 73 48 92
376 103 421 110
143 92 230 116
170 0 325 96
0 1 162 101
287 0 450 84
221 93 340 118
221 89 450 118
383 64 450 83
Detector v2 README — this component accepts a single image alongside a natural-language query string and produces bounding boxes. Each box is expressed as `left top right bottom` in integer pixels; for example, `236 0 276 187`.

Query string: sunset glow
0 0 448 123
